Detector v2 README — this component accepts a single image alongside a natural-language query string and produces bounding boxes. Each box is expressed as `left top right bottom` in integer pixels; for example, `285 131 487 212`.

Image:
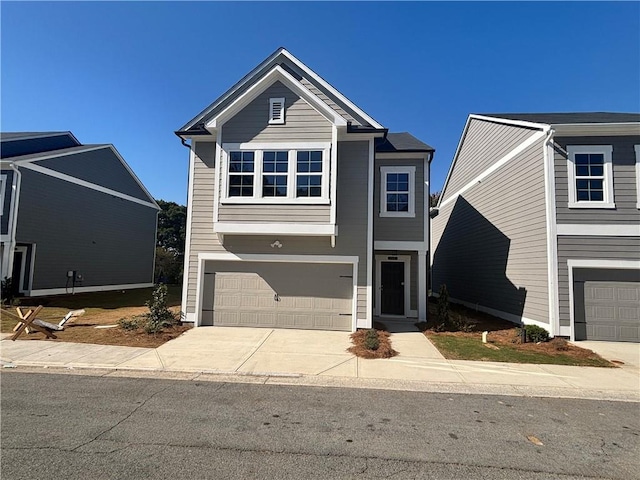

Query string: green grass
428 334 613 367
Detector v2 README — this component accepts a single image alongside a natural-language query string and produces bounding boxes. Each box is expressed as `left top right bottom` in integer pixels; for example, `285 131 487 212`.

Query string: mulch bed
348 329 398 359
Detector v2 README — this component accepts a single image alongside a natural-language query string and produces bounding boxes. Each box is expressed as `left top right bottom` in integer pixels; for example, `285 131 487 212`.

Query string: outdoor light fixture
271 240 283 248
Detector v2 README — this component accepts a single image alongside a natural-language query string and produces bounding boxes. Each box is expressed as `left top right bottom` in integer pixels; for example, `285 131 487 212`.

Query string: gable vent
269 97 285 124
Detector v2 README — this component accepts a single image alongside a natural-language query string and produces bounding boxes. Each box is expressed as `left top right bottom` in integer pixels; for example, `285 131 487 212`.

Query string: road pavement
2 372 638 479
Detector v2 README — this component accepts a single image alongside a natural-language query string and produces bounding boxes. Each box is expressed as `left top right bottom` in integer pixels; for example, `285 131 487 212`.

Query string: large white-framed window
221 142 331 204
635 145 640 209
567 145 615 209
379 166 415 217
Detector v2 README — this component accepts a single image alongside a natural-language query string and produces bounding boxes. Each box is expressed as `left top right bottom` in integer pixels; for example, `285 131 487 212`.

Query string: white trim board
213 223 336 236
0 174 6 213
375 254 411 318
365 138 374 328
566 259 640 342
181 143 196 320
557 224 640 236
18 163 159 209
29 282 155 297
635 145 640 210
440 130 547 209
543 132 560 338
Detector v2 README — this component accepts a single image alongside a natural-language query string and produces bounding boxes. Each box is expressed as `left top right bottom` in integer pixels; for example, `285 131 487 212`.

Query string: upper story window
380 166 415 218
269 97 285 124
567 145 615 209
222 143 330 204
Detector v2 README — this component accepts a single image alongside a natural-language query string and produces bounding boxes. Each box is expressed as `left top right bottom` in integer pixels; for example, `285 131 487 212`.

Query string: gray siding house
0 132 159 296
432 113 640 342
176 48 434 331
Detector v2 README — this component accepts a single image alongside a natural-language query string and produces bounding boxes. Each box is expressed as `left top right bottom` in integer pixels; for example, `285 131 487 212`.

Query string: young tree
155 199 187 284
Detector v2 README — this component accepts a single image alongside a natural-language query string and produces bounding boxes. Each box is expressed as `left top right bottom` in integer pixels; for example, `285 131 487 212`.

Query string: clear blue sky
2 2 639 204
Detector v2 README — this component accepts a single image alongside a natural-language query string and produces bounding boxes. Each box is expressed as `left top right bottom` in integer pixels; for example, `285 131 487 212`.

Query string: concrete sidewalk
1 328 638 402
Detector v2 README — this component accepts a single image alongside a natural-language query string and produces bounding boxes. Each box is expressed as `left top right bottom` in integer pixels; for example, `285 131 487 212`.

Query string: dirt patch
348 329 398 359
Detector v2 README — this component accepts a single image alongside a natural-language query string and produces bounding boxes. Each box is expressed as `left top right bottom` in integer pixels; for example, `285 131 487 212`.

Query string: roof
1 132 74 142
375 132 435 153
1 144 108 163
178 47 384 134
480 112 640 125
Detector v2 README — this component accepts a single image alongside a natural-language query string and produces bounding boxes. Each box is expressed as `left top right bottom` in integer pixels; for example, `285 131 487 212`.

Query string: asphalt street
1 372 638 479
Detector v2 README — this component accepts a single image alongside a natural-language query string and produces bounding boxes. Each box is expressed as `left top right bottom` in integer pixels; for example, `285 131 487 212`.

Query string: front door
381 261 404 315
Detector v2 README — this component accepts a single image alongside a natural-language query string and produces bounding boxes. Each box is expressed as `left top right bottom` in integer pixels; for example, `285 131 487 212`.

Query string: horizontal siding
556 236 640 327
442 118 540 202
298 77 356 125
432 137 549 324
221 81 332 144
374 158 424 242
554 135 640 225
218 205 330 224
16 169 156 290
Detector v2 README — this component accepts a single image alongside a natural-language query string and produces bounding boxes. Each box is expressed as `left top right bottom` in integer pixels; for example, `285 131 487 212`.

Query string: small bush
433 284 452 331
118 316 141 331
519 324 550 343
143 284 180 334
549 337 569 351
1 277 15 306
453 314 476 333
364 329 380 351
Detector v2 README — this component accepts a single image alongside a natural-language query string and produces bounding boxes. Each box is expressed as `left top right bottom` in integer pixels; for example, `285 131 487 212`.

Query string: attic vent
269 97 285 124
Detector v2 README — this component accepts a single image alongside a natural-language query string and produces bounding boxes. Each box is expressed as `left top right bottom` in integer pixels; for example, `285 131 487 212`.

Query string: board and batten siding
432 133 549 324
553 135 640 225
222 141 370 320
374 158 424 242
15 169 157 290
441 118 541 203
556 236 640 328
221 81 332 144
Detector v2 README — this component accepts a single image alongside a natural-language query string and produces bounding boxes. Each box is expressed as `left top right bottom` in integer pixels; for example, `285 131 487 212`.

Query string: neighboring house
176 48 434 331
431 113 640 343
0 131 159 296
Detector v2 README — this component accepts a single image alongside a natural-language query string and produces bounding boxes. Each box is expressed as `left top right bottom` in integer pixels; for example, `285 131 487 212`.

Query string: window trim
567 145 615 209
268 97 285 125
221 142 331 205
635 145 640 209
0 174 6 215
379 166 416 218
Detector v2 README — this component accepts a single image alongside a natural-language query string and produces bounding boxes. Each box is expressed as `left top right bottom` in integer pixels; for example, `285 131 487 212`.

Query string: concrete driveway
574 341 640 370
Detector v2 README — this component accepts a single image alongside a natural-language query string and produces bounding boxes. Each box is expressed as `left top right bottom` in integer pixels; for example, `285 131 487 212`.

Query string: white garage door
206 262 353 331
584 281 640 342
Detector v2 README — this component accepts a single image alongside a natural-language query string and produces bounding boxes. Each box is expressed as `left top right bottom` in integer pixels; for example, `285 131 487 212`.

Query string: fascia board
206 65 347 129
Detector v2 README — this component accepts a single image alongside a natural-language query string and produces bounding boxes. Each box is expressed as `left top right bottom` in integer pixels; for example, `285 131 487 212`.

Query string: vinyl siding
298 78 356 125
35 147 152 203
1 169 14 235
432 134 549 324
556 236 640 327
221 81 332 144
218 205 330 224
441 118 541 202
554 135 640 224
15 169 157 290
374 158 424 242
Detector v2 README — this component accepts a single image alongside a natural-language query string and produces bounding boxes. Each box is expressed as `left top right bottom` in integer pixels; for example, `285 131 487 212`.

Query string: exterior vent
269 97 285 124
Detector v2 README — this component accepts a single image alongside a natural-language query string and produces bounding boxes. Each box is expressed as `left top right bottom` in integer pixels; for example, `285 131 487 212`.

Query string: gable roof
1 132 75 142
481 112 640 125
375 132 435 154
177 47 384 135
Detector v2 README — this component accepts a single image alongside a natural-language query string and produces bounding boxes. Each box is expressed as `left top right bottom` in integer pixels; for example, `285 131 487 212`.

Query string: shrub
549 337 569 351
1 277 15 306
433 284 452 331
364 329 380 351
453 314 476 333
143 284 179 334
520 324 550 343
118 316 141 331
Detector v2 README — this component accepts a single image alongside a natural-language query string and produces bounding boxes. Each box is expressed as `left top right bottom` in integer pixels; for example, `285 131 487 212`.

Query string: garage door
206 262 353 331
583 281 640 342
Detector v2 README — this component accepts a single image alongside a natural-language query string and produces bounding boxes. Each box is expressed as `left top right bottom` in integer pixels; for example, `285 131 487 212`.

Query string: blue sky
2 2 639 204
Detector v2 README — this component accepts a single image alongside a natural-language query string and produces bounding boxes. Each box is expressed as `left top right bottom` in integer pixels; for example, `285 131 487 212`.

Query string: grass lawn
422 301 613 368
1 285 190 348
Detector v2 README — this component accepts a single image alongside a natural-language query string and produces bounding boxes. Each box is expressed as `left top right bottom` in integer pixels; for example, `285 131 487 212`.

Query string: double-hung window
567 145 614 209
222 143 330 203
380 166 416 217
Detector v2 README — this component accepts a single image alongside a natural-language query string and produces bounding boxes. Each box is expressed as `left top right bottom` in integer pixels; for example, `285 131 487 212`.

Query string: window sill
379 211 416 218
221 197 331 205
568 202 616 209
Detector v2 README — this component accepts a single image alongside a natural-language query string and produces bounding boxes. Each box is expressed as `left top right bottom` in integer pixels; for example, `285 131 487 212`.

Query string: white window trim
268 97 285 124
635 145 640 209
221 142 331 205
566 145 615 209
0 174 6 215
379 166 416 218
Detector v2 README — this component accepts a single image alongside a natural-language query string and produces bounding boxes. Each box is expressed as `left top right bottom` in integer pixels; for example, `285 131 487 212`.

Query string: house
0 131 159 296
431 113 640 342
176 48 434 331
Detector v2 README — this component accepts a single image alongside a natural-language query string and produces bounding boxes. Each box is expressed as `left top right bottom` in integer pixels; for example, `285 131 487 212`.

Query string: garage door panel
582 280 640 342
207 262 353 331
